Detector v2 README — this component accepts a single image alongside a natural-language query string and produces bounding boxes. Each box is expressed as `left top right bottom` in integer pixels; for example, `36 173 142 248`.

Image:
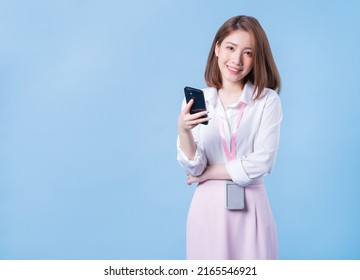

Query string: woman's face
215 30 254 87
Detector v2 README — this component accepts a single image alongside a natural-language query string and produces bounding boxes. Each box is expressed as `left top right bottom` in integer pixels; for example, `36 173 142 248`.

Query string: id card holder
226 181 245 210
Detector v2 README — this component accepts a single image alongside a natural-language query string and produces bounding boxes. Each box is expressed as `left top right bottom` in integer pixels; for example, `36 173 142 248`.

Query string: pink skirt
186 179 278 260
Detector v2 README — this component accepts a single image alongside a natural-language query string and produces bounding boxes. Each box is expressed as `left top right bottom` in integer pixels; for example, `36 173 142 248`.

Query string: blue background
1 0 359 259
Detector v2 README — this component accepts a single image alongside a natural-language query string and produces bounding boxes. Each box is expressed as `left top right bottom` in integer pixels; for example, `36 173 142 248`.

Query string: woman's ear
215 41 220 57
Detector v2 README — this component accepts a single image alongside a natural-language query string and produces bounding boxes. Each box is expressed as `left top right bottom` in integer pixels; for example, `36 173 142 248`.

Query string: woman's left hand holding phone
178 99 210 132
178 99 210 160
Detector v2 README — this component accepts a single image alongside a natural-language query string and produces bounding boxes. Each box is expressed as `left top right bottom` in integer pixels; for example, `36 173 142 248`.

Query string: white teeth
227 65 240 72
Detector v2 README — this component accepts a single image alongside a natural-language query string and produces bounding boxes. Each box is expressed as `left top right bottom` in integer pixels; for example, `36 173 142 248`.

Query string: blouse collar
205 82 257 108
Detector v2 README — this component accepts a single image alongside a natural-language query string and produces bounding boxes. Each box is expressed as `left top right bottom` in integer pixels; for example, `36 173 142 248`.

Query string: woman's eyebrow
224 41 253 49
224 41 238 46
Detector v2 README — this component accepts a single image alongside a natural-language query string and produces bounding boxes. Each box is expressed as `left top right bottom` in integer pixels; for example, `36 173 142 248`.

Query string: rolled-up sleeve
177 137 207 176
225 92 282 186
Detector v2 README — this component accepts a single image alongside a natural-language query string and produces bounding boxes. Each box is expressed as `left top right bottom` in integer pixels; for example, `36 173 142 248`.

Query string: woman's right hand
178 99 210 133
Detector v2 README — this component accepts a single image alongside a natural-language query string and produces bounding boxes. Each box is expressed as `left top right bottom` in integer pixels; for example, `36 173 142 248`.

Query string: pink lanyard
217 102 246 161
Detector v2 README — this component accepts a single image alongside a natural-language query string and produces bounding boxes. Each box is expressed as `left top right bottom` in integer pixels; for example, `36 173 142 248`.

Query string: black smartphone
184 86 208 125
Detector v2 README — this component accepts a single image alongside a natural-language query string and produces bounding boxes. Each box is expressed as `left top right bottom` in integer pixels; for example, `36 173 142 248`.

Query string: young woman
177 15 282 260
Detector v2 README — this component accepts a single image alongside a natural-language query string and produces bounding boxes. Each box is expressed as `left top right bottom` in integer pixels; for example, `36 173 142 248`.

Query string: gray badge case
226 181 245 210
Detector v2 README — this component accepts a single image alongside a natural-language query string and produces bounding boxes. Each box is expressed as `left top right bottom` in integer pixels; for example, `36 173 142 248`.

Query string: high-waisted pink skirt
186 178 278 260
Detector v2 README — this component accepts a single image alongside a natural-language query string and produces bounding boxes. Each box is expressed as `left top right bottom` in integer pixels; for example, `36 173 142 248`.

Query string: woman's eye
226 46 234 51
244 51 252 56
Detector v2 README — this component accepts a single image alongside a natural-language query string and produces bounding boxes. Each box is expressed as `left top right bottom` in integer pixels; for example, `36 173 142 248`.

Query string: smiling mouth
227 65 241 74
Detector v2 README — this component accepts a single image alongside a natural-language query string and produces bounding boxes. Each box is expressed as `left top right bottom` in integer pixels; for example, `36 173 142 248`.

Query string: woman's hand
186 166 211 185
186 165 232 185
178 99 210 133
186 173 206 185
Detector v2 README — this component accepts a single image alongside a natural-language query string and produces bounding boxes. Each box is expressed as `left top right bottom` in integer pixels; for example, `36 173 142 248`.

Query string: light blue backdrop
1 0 359 259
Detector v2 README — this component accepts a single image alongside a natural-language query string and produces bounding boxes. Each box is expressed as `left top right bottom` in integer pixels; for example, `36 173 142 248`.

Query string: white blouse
177 82 282 187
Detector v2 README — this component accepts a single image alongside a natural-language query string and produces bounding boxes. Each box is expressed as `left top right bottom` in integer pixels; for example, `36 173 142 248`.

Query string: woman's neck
218 81 245 109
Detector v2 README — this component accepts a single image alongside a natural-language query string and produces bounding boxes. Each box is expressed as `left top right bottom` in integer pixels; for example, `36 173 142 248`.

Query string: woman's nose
231 52 243 66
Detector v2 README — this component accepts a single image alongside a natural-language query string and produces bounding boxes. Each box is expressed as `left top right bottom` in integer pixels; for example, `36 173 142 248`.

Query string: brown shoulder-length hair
205 15 280 99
